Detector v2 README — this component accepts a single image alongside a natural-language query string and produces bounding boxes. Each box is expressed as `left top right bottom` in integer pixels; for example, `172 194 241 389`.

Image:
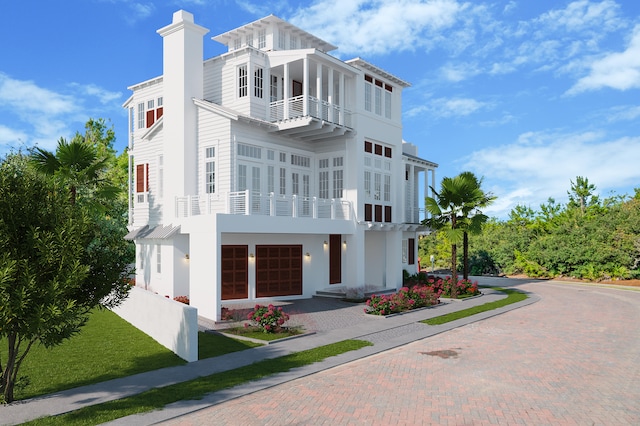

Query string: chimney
157 11 209 218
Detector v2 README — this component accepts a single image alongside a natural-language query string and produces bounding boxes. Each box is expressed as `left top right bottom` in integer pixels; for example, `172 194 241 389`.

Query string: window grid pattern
238 65 247 97
254 67 263 98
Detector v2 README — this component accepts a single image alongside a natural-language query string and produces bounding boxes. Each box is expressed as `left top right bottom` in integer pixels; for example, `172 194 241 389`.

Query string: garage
256 245 303 297
221 245 248 300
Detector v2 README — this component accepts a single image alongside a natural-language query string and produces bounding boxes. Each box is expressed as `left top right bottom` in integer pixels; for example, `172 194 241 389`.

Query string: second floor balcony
175 190 353 220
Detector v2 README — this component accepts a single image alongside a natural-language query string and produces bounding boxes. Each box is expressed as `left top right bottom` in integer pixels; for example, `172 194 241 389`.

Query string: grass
422 287 528 325
1 309 261 401
25 339 372 426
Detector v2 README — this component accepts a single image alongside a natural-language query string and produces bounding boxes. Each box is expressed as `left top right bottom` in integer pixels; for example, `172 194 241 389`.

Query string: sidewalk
0 279 537 425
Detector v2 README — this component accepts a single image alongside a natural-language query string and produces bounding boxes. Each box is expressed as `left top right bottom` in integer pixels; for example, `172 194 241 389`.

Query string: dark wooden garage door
256 245 303 297
221 245 248 300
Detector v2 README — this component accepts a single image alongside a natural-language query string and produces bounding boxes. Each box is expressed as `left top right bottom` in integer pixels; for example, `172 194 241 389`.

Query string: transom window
237 143 261 159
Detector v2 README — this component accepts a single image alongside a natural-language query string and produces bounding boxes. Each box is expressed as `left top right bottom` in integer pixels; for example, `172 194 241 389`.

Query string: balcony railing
404 207 428 224
270 95 352 128
176 191 353 220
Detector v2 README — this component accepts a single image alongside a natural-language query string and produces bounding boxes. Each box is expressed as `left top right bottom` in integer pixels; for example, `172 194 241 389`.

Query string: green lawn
1 309 261 401
423 287 528 325
26 339 373 425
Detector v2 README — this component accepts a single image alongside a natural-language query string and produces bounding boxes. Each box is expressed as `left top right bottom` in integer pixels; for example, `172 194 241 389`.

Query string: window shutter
408 238 415 265
136 164 145 192
156 107 163 119
146 110 155 128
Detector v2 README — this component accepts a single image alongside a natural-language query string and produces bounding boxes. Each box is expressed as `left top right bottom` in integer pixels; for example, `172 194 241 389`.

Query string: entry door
329 234 342 284
221 245 248 300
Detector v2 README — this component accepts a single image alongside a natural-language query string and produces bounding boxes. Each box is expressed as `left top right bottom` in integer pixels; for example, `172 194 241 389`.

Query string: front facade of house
124 10 437 321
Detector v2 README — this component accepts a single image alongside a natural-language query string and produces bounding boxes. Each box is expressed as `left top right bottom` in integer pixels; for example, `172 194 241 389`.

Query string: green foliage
461 178 640 281
0 147 131 402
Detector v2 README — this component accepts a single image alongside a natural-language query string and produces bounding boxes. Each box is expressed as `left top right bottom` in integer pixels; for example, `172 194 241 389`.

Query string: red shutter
146 110 155 128
146 164 149 192
136 165 144 192
375 204 383 222
156 107 163 119
374 144 382 156
384 206 392 223
384 147 392 158
364 141 372 153
364 204 372 221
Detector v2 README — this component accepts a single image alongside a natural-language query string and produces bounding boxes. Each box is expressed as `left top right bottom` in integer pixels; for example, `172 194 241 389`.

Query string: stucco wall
111 286 198 362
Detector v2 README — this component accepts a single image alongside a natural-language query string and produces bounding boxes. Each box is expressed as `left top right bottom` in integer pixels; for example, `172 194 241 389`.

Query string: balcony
175 191 353 220
268 95 353 142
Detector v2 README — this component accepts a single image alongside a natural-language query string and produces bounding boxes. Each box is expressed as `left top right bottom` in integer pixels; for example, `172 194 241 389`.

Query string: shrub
365 285 440 315
173 295 190 305
246 304 290 333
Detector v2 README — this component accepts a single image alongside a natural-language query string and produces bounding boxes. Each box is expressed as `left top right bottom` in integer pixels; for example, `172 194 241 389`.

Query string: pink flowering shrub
365 285 440 316
405 273 480 298
246 304 290 333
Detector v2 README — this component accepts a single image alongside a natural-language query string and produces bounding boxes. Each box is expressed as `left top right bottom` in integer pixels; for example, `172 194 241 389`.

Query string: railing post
270 192 275 216
331 199 336 219
312 196 318 218
292 194 298 218
245 190 250 215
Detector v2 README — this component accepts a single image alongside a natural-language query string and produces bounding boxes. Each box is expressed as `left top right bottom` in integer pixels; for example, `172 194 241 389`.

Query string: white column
339 73 345 125
284 62 290 119
328 68 334 123
316 62 322 117
303 57 309 116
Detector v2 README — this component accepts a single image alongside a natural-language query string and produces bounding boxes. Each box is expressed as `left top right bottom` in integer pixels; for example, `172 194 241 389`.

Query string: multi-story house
124 10 437 321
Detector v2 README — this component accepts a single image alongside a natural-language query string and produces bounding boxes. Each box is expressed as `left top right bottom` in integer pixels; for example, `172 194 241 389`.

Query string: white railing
404 207 428 224
270 95 352 128
176 191 352 220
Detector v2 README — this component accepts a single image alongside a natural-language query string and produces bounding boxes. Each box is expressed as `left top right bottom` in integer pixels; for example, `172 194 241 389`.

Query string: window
279 168 286 195
402 239 408 263
270 75 279 102
333 169 343 198
136 163 149 203
156 244 162 273
365 141 372 153
278 29 286 49
157 97 163 119
267 150 274 161
290 35 297 49
364 170 371 199
137 103 144 129
319 170 329 199
234 38 242 50
246 32 253 47
279 152 286 162
238 65 248 98
385 90 391 119
364 82 372 112
238 165 247 191
237 143 261 159
267 165 274 193
205 147 215 194
158 155 163 198
385 147 392 158
384 175 390 202
258 29 266 49
292 172 299 195
291 154 310 167
254 66 263 98
374 173 381 200
375 85 382 115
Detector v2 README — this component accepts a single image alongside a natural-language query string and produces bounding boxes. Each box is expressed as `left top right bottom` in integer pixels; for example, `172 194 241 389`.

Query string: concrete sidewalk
0 278 537 425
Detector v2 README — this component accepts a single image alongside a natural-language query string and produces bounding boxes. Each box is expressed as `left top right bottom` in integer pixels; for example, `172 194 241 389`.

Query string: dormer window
258 29 266 49
246 32 253 47
278 29 286 49
233 38 241 50
290 35 297 50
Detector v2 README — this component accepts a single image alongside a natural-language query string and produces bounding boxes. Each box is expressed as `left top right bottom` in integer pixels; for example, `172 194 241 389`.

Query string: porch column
303 56 309 116
328 68 334 123
284 62 290 119
339 72 345 125
316 62 322 117
423 168 429 221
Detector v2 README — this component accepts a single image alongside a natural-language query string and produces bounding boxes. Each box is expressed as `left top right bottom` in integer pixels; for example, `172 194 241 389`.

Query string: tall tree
423 172 494 292
568 176 598 214
457 172 496 280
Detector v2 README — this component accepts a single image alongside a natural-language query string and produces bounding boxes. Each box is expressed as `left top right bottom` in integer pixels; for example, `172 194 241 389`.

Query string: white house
124 10 438 321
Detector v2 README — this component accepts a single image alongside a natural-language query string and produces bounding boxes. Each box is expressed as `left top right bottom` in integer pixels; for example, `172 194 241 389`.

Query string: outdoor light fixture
323 240 328 246
184 254 190 260
249 253 255 258
305 252 311 257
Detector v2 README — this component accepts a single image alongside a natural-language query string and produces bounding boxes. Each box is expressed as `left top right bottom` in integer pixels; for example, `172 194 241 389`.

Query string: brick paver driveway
165 281 640 425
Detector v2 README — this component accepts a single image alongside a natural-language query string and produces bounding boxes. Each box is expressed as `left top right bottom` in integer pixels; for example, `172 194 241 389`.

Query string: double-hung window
205 147 215 194
238 65 248 98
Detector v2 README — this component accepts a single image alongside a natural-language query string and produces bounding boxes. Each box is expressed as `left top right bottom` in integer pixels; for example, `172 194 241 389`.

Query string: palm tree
457 172 496 280
423 172 496 292
30 136 111 205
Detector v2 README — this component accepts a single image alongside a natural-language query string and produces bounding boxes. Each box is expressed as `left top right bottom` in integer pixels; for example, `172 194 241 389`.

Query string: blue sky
1 0 639 218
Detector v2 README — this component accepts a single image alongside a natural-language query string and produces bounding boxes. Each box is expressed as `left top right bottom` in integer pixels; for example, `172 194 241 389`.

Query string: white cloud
289 0 467 56
0 73 123 153
462 130 640 217
567 24 640 94
440 62 480 82
605 105 640 122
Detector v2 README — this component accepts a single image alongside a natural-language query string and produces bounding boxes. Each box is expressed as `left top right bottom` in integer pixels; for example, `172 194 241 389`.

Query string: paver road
164 281 640 425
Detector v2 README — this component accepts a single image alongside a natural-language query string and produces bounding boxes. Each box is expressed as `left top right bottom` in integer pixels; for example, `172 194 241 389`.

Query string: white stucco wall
111 286 198 362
